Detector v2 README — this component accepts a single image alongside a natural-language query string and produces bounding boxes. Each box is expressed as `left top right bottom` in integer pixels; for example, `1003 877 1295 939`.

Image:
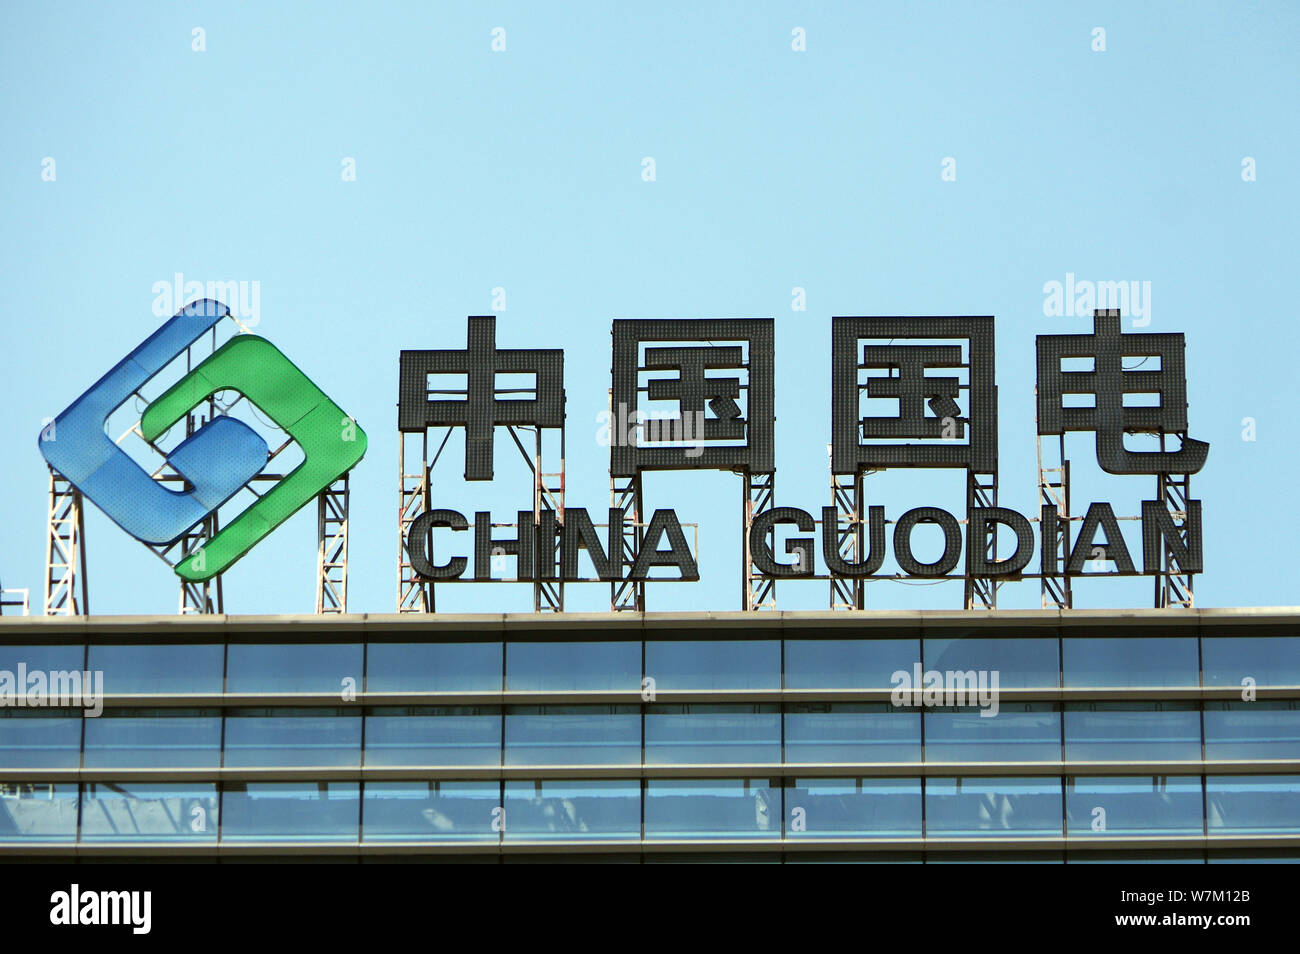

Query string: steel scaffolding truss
743 470 777 611
1155 437 1195 609
609 472 644 612
397 416 566 613
173 513 221 615
316 474 350 614
397 429 434 613
513 423 565 614
965 469 999 610
828 469 864 610
43 469 87 616
0 587 28 616
1036 430 1072 609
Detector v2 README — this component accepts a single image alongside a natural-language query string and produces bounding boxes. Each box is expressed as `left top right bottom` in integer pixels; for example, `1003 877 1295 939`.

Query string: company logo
38 300 366 581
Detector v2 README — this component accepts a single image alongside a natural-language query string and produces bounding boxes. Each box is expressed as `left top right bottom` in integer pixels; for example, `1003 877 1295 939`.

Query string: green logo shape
140 335 367 582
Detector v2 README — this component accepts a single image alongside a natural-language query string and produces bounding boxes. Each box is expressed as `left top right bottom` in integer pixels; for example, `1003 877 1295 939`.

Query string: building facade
0 608 1297 863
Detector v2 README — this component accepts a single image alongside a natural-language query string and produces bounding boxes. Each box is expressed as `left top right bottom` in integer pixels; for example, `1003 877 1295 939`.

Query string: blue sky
1 2 1297 615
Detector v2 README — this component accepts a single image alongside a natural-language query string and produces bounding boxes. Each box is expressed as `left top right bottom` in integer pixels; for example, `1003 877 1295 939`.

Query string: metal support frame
397 429 433 613
507 423 565 613
174 369 224 615
610 471 644 612
1155 433 1194 609
965 469 999 610
316 474 350 614
43 468 87 616
0 587 29 616
828 467 865 610
398 412 567 614
1037 430 1072 610
175 512 221 615
743 470 777 611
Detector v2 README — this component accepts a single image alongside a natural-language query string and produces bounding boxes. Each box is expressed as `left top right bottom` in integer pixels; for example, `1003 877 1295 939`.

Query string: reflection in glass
785 703 920 763
221 782 359 841
80 782 218 841
0 783 78 841
784 639 919 690
364 707 500 766
1202 637 1300 688
1208 775 1300 834
645 779 781 839
223 708 361 767
1062 638 1198 688
362 781 499 842
926 777 1063 836
505 706 639 765
225 643 363 694
1064 703 1200 761
0 709 81 768
786 778 921 837
645 705 780 764
924 638 1059 689
505 641 639 692
1066 776 1202 835
83 708 222 768
88 644 224 695
1204 702 1300 760
925 704 1060 762
366 643 502 692
503 780 640 840
645 640 780 691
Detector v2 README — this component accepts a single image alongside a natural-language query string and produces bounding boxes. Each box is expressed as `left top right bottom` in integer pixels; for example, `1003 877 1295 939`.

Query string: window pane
645 705 780 764
1064 703 1201 761
221 782 359 841
0 783 78 842
83 708 222 768
0 644 84 675
784 639 919 690
505 642 639 692
504 780 640 840
88 644 223 695
787 778 921 837
223 708 361 767
364 706 500 767
644 779 781 839
785 703 920 763
362 781 499 842
645 641 780 691
1205 702 1300 759
925 704 1060 762
1203 637 1300 688
0 709 80 768
80 782 218 841
1066 776 1202 835
926 777 1063 837
924 638 1059 689
1062 637 1198 688
225 643 362 694
1208 776 1300 834
366 643 501 693
505 706 639 765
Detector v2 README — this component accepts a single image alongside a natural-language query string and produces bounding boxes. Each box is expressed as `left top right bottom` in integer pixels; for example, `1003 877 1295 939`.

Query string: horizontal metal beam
50 685 1300 708
1 833 1297 857
5 758 1299 783
3 605 1299 639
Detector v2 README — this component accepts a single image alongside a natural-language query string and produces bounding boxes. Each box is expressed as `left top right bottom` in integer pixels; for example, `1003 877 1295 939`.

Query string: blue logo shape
38 301 268 546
